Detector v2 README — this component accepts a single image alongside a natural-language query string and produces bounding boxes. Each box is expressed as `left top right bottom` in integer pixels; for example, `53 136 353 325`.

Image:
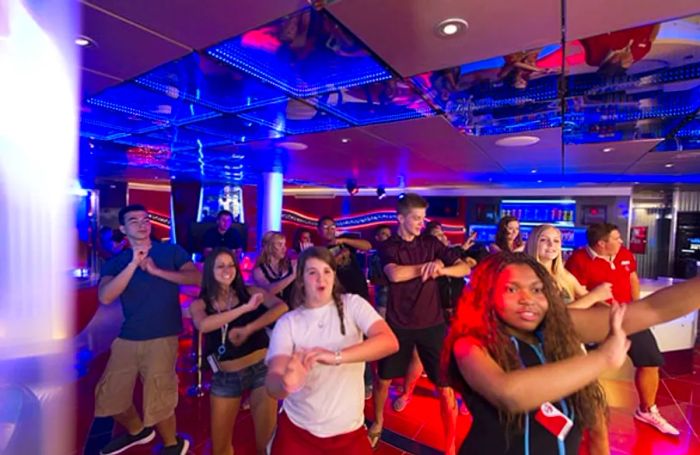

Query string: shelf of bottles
500 199 576 227
468 224 588 251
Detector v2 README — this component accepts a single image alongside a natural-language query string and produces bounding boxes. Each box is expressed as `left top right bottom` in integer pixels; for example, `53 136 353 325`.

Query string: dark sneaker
100 427 155 455
160 436 190 455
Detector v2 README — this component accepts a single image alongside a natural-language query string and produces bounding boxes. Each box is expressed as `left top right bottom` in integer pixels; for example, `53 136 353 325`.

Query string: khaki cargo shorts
94 336 179 427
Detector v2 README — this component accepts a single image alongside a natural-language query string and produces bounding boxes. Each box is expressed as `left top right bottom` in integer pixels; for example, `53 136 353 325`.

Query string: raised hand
282 350 316 393
591 282 614 303
421 259 445 282
462 232 477 251
599 303 631 369
242 293 264 313
130 245 150 267
140 256 159 274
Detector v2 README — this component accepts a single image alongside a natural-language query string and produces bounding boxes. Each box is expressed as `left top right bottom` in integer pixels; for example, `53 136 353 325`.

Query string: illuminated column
0 1 78 453
257 171 284 246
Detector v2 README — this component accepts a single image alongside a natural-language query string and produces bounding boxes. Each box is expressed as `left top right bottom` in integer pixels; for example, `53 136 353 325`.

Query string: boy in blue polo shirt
95 205 201 455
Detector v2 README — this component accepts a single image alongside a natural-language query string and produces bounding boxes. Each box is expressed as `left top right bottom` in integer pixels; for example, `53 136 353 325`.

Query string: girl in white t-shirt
265 247 399 455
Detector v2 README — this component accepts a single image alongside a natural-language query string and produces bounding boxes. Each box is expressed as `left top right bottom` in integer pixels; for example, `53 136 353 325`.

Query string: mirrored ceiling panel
206 7 392 98
238 99 350 135
185 114 282 143
306 78 437 126
86 82 220 127
562 16 700 152
134 53 288 113
412 44 563 136
80 103 166 140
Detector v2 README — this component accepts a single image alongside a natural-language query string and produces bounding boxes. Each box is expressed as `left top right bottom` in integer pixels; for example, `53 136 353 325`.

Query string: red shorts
271 410 373 455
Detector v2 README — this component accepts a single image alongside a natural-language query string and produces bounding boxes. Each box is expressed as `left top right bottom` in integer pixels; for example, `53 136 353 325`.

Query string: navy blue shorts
210 360 268 398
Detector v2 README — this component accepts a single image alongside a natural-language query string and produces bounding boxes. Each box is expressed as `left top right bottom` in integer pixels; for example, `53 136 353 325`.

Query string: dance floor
76 328 700 454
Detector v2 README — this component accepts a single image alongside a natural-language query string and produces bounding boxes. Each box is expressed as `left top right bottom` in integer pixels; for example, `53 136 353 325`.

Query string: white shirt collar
586 246 616 268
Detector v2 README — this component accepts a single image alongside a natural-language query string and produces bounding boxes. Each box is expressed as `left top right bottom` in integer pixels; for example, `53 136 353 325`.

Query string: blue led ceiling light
206 8 391 98
185 114 282 143
307 78 437 126
80 103 166 139
87 82 220 127
239 99 349 135
116 127 231 152
134 53 288 114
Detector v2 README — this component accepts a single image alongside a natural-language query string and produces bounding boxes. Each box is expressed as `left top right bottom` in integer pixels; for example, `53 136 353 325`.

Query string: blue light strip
206 46 391 98
134 76 288 113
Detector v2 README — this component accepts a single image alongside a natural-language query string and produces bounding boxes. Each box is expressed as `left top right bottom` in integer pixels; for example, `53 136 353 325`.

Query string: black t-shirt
451 338 582 454
379 234 462 329
326 238 369 301
202 227 242 251
203 299 269 361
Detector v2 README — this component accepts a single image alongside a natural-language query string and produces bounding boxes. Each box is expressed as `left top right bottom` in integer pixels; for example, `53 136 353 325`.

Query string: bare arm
143 260 201 286
571 277 700 343
252 265 296 296
240 288 289 334
439 259 472 278
98 267 137 305
327 319 398 364
454 337 611 413
190 298 264 333
568 283 613 310
337 237 372 251
383 263 425 283
228 289 289 346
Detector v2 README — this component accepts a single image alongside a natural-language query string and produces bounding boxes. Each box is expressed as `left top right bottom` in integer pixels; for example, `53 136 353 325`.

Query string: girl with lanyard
265 247 399 455
253 231 296 304
525 224 614 454
190 247 288 455
443 252 700 454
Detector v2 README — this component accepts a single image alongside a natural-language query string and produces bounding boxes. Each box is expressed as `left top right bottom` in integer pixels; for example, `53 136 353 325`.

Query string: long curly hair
199 247 251 312
441 252 607 433
292 247 346 335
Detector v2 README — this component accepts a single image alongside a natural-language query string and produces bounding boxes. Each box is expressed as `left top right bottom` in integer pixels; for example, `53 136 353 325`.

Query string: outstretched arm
571 277 700 343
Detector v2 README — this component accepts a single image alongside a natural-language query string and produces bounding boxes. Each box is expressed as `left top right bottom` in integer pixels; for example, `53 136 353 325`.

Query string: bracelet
334 350 342 366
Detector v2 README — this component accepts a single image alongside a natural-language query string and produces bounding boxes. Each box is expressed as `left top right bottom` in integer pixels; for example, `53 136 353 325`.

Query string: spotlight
346 179 359 195
377 186 387 199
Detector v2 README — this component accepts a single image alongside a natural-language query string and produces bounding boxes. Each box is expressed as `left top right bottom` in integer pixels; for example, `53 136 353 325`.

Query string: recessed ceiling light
537 179 543 183
495 135 540 147
341 138 350 143
665 163 674 168
75 36 96 48
602 147 614 153
530 169 537 174
278 141 308 151
436 18 469 37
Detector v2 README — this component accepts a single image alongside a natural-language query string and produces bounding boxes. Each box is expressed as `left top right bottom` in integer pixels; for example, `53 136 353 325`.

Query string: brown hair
586 223 619 248
442 253 607 433
397 193 428 216
495 216 523 252
292 247 346 335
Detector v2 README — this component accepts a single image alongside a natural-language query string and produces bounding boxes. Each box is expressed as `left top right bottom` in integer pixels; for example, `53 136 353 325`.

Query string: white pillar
258 171 283 246
0 1 78 453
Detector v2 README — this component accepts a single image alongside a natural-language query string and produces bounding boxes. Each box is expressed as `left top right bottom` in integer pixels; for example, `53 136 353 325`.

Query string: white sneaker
634 405 680 435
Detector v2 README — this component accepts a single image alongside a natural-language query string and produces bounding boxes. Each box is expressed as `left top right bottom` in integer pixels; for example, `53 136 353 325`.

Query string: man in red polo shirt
566 223 679 435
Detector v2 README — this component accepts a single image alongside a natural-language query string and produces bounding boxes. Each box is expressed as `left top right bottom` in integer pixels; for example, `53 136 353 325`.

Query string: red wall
127 187 171 240
279 195 469 246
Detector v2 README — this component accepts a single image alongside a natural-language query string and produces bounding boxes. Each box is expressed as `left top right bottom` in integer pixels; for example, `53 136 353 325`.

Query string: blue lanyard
510 337 574 455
